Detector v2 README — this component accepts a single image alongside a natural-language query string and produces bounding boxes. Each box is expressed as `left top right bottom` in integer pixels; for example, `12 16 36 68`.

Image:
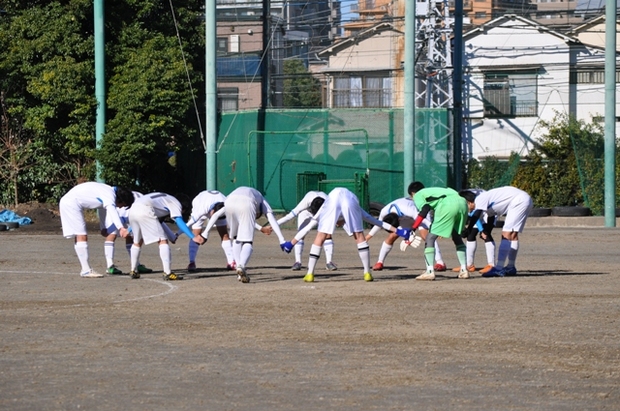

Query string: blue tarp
0 209 32 225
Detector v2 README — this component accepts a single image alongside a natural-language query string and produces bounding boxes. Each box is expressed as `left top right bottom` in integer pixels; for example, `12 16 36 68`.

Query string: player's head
458 190 477 211
309 197 325 215
408 181 424 197
211 202 225 220
382 212 400 231
115 187 135 208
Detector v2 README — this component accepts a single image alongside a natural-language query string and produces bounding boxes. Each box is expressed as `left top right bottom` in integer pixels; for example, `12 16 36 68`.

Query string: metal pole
94 0 105 182
604 0 616 227
403 0 416 194
205 0 217 190
452 0 463 190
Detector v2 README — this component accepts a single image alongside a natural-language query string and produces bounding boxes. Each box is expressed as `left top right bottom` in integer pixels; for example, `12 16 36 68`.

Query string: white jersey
367 197 431 237
188 190 227 229
135 192 184 219
59 182 125 237
474 186 533 233
277 191 327 226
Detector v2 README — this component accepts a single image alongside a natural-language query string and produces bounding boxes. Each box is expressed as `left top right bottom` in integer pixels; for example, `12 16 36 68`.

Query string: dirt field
0 217 619 410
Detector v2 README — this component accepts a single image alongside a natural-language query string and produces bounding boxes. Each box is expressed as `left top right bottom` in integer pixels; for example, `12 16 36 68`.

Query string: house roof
317 22 402 57
463 14 579 45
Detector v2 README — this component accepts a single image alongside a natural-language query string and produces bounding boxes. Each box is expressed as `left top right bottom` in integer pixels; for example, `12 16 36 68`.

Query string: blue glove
396 227 412 239
281 241 294 253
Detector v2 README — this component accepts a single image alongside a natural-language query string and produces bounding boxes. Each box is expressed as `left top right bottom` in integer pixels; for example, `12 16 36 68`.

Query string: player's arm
411 204 432 230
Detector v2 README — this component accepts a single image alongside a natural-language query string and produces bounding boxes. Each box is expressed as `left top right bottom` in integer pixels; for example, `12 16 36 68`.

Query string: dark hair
212 201 225 220
309 197 325 215
408 181 425 196
382 212 399 228
459 190 476 203
115 187 135 208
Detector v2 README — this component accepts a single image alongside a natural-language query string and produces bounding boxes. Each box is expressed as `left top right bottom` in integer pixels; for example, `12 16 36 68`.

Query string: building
462 14 620 160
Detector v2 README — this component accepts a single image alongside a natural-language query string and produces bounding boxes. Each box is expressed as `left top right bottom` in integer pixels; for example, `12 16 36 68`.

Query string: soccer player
104 190 153 276
59 182 135 278
409 183 469 281
184 190 236 272
281 187 411 283
200 186 287 284
128 192 204 281
365 199 446 272
277 190 338 271
460 186 533 277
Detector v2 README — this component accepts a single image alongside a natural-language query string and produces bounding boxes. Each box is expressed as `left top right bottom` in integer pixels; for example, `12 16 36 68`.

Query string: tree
283 59 322 108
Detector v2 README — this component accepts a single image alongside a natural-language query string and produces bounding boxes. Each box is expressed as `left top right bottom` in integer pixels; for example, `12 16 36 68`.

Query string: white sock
239 242 253 268
74 241 91 273
466 240 476 266
188 240 199 263
307 244 322 274
159 243 172 274
485 241 496 266
130 244 141 272
377 241 392 263
434 242 444 265
324 239 334 263
496 238 511 269
294 240 304 263
104 241 115 268
357 241 370 273
232 240 242 265
221 240 234 264
507 240 519 268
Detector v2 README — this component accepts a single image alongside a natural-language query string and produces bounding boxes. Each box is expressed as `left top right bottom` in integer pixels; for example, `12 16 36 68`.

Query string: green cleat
106 265 123 275
137 264 153 274
364 272 374 282
303 273 315 282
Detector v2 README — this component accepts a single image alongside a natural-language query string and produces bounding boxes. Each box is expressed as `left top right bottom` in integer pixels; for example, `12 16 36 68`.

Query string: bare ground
0 207 618 410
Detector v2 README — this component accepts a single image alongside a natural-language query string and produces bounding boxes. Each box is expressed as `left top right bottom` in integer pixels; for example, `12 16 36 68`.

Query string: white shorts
60 197 115 238
225 194 256 242
317 190 363 236
128 202 168 245
502 193 533 233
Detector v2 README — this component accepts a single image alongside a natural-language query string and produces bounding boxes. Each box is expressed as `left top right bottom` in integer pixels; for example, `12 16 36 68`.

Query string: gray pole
604 0 616 227
403 0 416 194
452 0 463 190
206 0 217 190
94 0 105 182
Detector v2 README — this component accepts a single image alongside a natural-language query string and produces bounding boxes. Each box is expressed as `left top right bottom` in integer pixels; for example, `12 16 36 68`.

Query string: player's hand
193 235 206 245
261 226 273 235
395 227 411 239
281 241 294 253
461 227 470 238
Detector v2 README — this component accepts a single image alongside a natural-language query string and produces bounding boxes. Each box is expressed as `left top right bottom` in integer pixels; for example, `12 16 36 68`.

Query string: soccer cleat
163 272 183 281
130 270 140 279
187 262 197 272
434 263 447 272
137 264 153 274
226 262 237 271
500 266 517 276
364 272 374 282
303 273 315 282
479 264 495 274
458 269 471 279
481 267 503 278
326 262 338 271
106 265 123 275
236 267 250 283
372 261 384 271
416 271 436 281
80 269 104 278
291 262 302 271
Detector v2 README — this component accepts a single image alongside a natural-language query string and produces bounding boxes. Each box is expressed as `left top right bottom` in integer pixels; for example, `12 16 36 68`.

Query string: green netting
214 108 452 211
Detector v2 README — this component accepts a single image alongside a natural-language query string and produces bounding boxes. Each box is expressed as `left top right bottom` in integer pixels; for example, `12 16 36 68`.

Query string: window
570 68 620 84
217 37 228 55
483 72 538 117
332 75 392 108
474 11 487 18
218 88 238 111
